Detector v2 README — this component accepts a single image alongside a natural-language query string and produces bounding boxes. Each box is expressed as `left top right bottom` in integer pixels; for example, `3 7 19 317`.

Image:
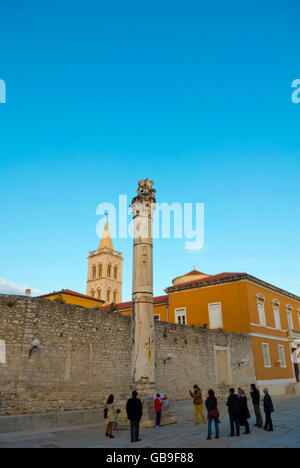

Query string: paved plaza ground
0 396 299 448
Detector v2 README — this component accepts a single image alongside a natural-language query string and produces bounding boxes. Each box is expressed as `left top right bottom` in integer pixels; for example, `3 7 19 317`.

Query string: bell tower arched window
113 290 118 303
113 265 118 280
107 288 111 303
97 288 101 300
107 264 112 278
98 264 102 277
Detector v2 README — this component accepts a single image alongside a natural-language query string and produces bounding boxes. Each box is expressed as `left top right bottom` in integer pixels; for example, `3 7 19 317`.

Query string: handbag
104 407 108 419
208 409 220 421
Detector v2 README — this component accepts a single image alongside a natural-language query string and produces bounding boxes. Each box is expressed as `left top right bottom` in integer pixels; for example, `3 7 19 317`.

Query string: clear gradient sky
0 0 300 301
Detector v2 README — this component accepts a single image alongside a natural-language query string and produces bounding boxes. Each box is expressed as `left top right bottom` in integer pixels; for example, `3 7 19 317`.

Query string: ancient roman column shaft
131 179 156 392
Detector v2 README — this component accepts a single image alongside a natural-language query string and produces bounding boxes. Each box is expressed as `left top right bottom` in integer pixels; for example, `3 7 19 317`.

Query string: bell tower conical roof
99 219 114 250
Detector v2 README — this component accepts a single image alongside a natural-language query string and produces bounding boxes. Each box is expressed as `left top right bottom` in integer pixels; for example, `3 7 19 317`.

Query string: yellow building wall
118 308 131 317
245 282 300 331
153 303 168 322
45 293 104 309
117 303 168 321
244 281 299 383
251 336 294 381
168 281 251 333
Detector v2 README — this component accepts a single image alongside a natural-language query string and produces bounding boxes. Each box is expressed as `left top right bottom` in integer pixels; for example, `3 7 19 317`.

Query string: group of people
104 384 274 443
189 383 274 440
104 391 167 443
104 391 143 443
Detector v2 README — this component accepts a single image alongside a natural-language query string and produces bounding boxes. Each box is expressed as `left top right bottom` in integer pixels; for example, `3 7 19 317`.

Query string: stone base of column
117 394 177 428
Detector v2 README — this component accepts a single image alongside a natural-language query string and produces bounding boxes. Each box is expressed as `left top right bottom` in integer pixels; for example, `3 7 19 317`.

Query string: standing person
126 391 143 443
189 385 207 425
250 384 263 428
205 389 220 440
238 388 251 434
226 388 240 437
105 394 116 439
154 394 163 428
263 388 274 432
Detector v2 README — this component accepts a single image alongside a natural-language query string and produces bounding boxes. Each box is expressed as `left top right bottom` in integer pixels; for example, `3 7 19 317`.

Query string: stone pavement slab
0 397 299 448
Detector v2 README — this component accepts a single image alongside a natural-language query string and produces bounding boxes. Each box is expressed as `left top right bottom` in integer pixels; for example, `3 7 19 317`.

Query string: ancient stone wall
0 295 132 415
155 322 256 400
0 295 256 415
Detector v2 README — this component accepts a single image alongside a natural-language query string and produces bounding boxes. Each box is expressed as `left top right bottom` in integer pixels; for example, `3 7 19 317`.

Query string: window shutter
209 303 223 329
262 344 271 367
278 345 286 368
274 307 281 329
258 302 266 326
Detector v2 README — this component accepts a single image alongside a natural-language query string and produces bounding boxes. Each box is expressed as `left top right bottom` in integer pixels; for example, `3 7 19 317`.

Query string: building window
107 288 111 303
262 343 271 368
278 345 286 368
175 308 186 325
298 310 300 328
287 309 294 330
92 266 96 280
273 306 281 330
154 314 160 321
113 289 117 303
97 288 101 300
107 264 112 278
208 303 223 329
113 265 118 280
91 289 95 298
98 264 102 277
257 301 266 326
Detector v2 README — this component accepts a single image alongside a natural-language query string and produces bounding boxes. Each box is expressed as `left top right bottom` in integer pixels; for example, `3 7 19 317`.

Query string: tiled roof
184 269 207 276
165 272 300 302
38 289 105 303
166 272 247 292
100 294 169 312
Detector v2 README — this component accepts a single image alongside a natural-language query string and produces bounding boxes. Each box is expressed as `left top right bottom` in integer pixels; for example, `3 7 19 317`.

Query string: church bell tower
86 219 123 304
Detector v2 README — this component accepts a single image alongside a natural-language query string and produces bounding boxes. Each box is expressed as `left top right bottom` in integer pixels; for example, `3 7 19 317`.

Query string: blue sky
0 0 299 301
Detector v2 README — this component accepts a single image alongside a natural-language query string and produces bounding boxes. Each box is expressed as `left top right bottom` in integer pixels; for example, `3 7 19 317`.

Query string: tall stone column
131 178 156 392
115 178 177 427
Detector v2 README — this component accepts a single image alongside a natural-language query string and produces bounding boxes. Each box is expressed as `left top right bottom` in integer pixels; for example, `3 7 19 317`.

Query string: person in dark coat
263 388 274 432
226 388 240 437
250 384 263 428
238 388 251 434
126 391 143 443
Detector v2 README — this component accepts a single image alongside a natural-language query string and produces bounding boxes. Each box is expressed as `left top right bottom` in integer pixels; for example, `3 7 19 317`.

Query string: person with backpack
205 389 220 440
126 391 143 443
226 388 240 437
104 394 116 438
